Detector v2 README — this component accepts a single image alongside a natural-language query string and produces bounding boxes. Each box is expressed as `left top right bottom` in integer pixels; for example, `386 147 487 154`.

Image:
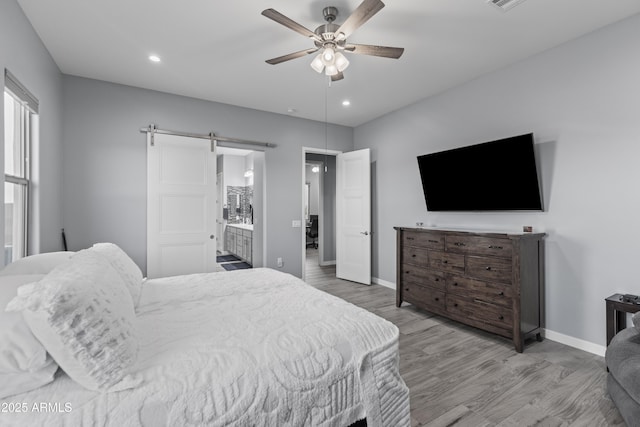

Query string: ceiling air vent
487 0 527 12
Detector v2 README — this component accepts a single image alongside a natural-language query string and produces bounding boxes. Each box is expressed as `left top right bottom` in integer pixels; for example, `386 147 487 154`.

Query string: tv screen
417 133 542 211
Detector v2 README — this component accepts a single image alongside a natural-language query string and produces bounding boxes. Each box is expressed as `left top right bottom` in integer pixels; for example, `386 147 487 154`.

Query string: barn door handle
361 231 369 236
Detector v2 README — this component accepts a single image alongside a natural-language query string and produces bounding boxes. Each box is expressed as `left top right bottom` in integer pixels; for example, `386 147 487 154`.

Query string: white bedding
0 268 409 426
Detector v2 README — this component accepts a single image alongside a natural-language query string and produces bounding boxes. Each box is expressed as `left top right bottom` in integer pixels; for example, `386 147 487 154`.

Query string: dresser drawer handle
499 291 504 296
488 245 503 249
435 278 440 282
405 288 409 291
453 282 458 286
428 239 439 243
405 271 410 274
434 297 439 301
454 242 465 247
454 303 458 307
407 237 415 241
443 260 449 264
499 315 504 320
411 254 416 258
485 266 492 271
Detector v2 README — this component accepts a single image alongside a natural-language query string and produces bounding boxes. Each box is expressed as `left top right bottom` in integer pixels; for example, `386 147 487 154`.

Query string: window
4 70 37 264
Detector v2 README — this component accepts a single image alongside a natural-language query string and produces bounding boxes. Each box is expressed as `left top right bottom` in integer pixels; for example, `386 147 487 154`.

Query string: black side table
606 294 640 345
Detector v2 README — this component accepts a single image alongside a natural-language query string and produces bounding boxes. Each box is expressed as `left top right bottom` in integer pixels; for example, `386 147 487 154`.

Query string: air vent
487 0 527 12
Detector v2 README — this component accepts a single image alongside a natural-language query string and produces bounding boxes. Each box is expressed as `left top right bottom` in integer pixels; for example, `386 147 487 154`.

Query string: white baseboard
372 277 396 290
320 260 336 267
542 328 606 357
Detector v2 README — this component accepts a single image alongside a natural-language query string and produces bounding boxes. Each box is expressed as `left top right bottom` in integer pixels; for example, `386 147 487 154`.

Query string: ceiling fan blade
331 72 345 82
335 0 385 39
344 44 404 59
262 9 321 41
266 48 319 65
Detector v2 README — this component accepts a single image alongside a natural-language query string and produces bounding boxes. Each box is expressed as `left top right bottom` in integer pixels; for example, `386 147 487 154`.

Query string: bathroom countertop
227 223 253 231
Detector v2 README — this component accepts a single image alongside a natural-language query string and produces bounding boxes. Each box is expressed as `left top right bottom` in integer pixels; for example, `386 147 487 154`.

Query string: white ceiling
17 0 640 127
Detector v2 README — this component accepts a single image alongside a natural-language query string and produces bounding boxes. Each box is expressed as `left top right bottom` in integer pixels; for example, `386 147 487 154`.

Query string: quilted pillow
0 251 74 276
89 243 143 306
6 250 140 391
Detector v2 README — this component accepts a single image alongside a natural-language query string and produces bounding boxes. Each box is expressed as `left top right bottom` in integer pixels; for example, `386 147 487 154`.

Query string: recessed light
342 100 351 107
149 55 161 63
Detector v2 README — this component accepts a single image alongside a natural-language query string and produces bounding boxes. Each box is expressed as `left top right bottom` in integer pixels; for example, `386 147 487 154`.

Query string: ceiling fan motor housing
314 23 342 48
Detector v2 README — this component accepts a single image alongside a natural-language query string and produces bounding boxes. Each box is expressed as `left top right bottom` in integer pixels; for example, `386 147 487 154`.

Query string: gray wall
61 75 353 277
0 0 64 260
354 13 640 349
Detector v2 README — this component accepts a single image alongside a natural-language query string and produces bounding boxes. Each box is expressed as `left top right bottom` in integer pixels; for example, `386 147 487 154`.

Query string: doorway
217 147 265 269
302 148 340 281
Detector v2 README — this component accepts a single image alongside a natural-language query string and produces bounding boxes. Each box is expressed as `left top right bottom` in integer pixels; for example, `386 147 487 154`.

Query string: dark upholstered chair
306 215 318 249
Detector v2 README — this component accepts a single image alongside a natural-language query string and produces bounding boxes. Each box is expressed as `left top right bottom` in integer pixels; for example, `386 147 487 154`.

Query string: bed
0 244 410 426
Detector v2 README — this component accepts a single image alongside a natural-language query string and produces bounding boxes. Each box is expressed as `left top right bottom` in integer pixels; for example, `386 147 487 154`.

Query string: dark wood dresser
394 227 545 352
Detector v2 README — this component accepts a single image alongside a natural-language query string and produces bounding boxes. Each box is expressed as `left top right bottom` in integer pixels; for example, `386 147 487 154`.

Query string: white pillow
0 358 58 399
0 274 49 374
89 243 143 306
6 250 140 392
0 252 75 276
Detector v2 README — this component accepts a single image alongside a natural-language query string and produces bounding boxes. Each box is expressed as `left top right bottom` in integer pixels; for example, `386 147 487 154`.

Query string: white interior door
336 148 371 285
147 133 217 279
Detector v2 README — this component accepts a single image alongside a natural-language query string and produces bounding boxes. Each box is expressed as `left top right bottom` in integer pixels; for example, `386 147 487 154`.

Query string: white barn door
336 148 371 285
147 133 217 278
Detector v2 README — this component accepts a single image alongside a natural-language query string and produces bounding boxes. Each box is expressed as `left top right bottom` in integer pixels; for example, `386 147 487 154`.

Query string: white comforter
0 268 409 426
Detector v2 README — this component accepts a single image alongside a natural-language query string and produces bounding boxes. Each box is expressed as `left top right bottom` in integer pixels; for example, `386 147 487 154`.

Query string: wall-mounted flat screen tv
417 133 543 211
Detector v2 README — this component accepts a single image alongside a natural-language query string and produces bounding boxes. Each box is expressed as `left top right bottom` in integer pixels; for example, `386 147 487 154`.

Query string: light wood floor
303 249 624 427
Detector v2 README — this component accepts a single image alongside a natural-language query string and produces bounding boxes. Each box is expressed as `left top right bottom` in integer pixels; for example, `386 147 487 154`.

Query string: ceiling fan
262 0 404 82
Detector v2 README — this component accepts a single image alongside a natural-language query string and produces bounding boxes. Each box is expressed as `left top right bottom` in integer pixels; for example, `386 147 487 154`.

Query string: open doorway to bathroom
217 147 265 271
302 148 339 281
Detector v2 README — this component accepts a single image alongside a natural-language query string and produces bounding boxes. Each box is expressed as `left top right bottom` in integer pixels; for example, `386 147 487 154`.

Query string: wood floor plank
423 404 494 427
302 249 624 426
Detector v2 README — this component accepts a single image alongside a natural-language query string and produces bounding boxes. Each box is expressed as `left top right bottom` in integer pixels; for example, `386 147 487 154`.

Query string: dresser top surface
393 226 545 238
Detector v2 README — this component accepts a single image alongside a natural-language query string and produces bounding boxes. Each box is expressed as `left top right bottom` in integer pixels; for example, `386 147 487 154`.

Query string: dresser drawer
446 235 513 258
466 256 512 283
446 294 513 331
403 231 445 250
403 283 445 312
401 266 445 291
428 251 465 273
402 246 429 268
446 274 512 307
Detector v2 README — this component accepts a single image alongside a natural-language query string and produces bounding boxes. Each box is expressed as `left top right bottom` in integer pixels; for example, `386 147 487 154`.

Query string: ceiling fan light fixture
322 47 336 64
310 54 325 73
335 52 349 72
324 64 339 76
